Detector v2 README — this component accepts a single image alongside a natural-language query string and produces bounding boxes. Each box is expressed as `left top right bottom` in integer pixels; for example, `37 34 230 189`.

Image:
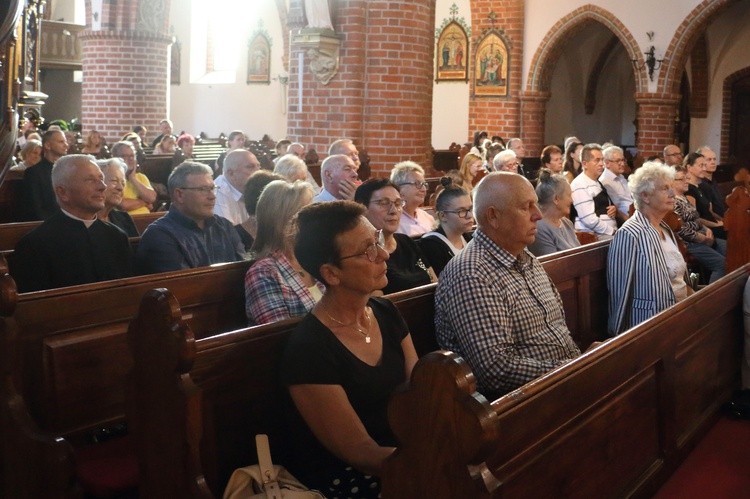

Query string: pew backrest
383 264 750 498
127 240 612 497
0 260 251 439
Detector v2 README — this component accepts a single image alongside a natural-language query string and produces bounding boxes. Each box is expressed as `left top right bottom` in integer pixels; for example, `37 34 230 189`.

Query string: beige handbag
223 434 325 499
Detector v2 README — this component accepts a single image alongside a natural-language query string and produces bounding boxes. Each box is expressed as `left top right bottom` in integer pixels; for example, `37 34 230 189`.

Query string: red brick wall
79 0 172 143
287 0 434 177
634 93 680 159
468 0 524 146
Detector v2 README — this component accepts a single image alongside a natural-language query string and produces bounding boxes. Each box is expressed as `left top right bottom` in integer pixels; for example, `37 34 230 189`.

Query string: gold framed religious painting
435 21 469 82
247 32 271 84
474 31 509 97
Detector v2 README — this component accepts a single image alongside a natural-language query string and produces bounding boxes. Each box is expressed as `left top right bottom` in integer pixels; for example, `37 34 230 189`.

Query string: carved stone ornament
292 28 342 85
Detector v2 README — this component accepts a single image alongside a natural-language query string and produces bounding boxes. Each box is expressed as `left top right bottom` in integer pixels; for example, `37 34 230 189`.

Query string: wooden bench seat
383 264 750 498
0 211 164 252
124 241 611 497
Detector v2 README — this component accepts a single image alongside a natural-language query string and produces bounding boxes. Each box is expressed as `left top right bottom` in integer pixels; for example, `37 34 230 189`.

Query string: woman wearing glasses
244 180 320 326
419 178 474 276
355 179 437 295
390 161 436 236
280 200 418 498
528 168 580 257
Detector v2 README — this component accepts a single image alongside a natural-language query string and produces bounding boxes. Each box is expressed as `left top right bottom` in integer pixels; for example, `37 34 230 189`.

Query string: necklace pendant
365 336 371 344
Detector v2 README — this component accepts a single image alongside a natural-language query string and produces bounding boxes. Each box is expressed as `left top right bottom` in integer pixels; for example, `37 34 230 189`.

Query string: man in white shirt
213 149 260 224
313 153 360 203
571 143 617 238
599 145 633 225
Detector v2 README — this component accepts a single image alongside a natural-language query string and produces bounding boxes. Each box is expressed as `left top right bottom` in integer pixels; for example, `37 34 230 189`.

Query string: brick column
634 93 680 159
79 0 171 142
287 0 434 176
469 0 524 142
519 90 550 157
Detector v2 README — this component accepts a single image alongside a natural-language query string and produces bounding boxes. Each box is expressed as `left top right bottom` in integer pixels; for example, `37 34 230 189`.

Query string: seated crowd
5 121 749 496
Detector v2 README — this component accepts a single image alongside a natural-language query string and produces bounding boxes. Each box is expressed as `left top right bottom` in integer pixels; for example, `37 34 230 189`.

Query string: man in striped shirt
571 143 617 239
435 172 581 398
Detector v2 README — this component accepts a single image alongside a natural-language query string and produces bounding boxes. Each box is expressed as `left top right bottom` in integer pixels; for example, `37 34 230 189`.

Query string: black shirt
383 233 432 295
21 157 58 221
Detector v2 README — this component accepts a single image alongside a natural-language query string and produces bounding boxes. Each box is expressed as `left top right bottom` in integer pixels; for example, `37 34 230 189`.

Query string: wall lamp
633 45 666 82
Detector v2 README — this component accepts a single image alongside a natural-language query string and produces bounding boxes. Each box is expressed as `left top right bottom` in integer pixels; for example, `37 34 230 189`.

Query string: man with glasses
111 140 157 215
435 172 581 398
662 144 684 167
137 161 244 273
571 143 617 239
313 153 360 203
214 149 261 224
599 145 633 225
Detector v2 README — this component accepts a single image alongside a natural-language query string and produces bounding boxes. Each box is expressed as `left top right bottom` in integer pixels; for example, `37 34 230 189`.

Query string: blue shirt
136 206 244 274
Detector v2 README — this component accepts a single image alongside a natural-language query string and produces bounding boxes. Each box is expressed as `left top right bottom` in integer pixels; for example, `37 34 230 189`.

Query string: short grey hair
629 161 675 211
390 161 425 186
602 145 623 162
320 154 351 176
274 154 308 180
223 149 254 175
19 139 42 161
328 138 355 156
110 141 136 158
535 169 569 206
167 161 213 195
493 149 517 170
51 154 97 189
96 157 127 176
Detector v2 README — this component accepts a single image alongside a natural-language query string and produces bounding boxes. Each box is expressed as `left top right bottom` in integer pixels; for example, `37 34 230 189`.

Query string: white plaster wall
689 1 750 161
168 0 288 141
544 25 635 145
431 0 471 149
524 0 704 93
49 0 85 24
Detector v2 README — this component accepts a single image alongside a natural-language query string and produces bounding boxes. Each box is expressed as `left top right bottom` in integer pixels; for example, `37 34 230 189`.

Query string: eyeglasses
442 207 473 219
370 198 406 210
606 158 625 164
665 152 683 157
339 229 386 263
178 185 218 194
398 181 429 189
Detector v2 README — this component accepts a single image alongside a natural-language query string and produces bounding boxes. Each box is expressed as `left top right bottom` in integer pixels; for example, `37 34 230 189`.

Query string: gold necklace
324 307 372 343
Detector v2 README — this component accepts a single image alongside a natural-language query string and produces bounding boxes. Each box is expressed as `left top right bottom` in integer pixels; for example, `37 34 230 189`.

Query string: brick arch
658 0 734 96
525 4 647 95
720 66 750 161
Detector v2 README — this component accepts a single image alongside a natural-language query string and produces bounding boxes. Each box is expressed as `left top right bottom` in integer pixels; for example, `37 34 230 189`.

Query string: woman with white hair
273 153 309 183
96 158 138 237
607 161 691 336
390 161 435 236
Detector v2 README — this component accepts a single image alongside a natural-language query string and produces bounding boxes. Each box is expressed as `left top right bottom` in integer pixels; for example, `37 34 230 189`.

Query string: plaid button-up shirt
435 229 581 396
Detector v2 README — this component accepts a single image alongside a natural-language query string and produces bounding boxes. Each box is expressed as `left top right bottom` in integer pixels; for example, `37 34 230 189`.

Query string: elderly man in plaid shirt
435 172 581 398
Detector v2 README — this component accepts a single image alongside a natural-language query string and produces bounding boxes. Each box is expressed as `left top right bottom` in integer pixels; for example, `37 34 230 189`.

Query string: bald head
474 172 541 256
663 144 683 167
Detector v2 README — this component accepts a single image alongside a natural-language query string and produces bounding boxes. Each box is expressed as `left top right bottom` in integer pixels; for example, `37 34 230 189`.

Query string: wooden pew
0 170 24 223
0 211 164 252
0 260 251 444
125 241 611 497
139 153 175 186
725 185 750 273
383 264 750 498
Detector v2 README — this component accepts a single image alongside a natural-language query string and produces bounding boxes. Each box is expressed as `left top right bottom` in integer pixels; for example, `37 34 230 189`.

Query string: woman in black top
354 178 436 294
419 178 473 276
684 151 725 239
281 201 418 497
234 170 284 253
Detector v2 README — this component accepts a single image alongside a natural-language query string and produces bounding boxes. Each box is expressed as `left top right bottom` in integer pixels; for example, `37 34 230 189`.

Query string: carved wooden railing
39 20 82 69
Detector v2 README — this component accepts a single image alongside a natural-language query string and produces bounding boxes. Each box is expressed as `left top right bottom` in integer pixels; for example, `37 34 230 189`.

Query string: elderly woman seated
608 162 692 336
244 180 320 326
355 179 436 294
528 168 580 257
280 200 419 498
273 153 309 183
390 161 435 236
11 139 42 171
419 178 474 276
673 164 726 283
493 149 520 173
96 158 138 237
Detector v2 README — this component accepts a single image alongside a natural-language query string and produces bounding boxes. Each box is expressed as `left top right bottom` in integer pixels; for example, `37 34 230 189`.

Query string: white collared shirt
213 174 249 225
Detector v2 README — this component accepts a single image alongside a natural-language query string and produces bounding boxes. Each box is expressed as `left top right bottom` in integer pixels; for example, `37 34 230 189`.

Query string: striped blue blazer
607 210 678 336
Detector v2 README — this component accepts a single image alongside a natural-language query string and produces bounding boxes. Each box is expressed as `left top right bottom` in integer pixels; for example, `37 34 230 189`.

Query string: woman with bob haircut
280 200 418 497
